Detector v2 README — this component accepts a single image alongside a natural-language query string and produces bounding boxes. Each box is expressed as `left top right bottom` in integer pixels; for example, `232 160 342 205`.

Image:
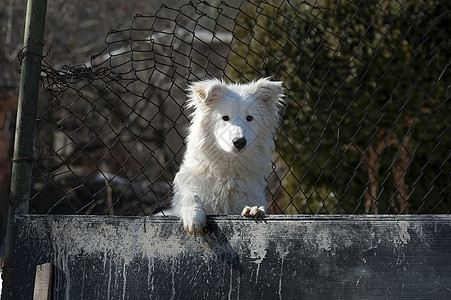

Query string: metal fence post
2 0 47 298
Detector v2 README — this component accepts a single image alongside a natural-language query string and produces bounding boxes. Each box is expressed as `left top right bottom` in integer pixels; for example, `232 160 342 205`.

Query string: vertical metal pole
2 0 47 299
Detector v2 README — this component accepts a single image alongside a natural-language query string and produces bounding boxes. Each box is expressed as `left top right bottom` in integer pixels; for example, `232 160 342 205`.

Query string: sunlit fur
163 78 284 234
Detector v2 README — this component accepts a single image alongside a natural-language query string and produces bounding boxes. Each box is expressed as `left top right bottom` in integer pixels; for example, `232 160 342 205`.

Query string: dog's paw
181 208 206 235
241 206 266 218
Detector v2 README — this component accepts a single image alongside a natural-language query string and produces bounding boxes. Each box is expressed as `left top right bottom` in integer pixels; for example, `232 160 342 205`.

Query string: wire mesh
31 0 450 215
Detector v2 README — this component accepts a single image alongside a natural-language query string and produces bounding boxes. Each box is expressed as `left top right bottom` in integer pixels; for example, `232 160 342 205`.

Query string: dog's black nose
233 137 247 150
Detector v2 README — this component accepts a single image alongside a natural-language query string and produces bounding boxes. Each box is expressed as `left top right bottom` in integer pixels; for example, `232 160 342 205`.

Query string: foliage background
229 0 450 214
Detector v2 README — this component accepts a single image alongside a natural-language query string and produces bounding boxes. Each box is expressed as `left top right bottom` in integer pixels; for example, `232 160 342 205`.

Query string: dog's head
187 78 284 154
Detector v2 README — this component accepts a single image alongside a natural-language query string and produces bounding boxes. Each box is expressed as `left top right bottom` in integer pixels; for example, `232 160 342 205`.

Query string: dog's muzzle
233 137 247 150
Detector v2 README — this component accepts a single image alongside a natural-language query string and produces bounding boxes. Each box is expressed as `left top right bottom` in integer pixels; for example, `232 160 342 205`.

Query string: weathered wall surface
11 215 451 299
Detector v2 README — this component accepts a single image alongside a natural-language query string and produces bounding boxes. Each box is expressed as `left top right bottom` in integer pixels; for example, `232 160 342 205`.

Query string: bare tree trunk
391 135 411 214
364 146 380 214
347 143 380 214
348 134 398 214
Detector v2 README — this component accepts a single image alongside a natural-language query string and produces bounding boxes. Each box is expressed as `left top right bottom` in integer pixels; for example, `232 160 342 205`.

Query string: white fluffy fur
163 78 284 234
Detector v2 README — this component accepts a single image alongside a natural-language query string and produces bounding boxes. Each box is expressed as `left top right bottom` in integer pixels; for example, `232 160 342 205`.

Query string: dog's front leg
179 194 206 235
241 205 266 218
239 189 267 218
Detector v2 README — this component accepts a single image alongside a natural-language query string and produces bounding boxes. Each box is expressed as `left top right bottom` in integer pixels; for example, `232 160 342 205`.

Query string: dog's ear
254 78 284 104
189 79 224 107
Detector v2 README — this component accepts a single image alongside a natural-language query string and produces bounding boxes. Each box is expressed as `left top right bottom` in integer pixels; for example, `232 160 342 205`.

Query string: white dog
163 78 284 234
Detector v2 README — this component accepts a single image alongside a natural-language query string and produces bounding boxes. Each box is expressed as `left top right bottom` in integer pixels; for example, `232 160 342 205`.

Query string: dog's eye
246 115 253 121
222 116 229 121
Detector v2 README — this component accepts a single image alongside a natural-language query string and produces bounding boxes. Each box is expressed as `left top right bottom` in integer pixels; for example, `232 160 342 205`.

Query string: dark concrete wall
10 215 451 299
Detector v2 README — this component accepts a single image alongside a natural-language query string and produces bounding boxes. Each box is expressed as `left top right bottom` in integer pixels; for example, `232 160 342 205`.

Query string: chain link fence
30 0 450 216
